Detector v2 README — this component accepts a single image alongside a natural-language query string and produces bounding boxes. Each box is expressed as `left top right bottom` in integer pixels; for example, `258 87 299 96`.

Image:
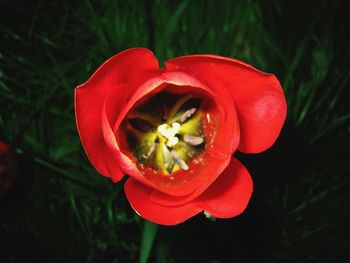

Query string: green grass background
0 0 349 262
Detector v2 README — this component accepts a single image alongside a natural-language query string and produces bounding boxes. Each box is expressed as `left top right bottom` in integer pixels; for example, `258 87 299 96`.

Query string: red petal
165 55 287 153
196 157 253 218
124 178 201 225
101 84 154 188
125 157 252 225
75 48 160 181
150 150 231 205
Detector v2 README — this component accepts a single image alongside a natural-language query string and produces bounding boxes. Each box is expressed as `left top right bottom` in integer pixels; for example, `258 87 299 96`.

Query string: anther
183 134 204 146
170 150 189 170
180 108 197 123
162 143 175 173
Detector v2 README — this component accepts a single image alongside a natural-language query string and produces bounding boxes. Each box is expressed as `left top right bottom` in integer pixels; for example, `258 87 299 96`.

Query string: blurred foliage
0 0 349 262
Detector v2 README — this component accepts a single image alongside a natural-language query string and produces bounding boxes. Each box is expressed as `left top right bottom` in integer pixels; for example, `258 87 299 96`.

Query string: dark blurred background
0 0 349 262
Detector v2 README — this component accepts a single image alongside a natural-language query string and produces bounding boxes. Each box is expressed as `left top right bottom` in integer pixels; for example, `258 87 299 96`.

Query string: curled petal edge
124 157 253 225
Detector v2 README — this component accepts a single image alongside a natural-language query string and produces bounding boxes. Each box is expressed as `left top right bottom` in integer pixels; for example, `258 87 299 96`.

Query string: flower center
157 122 181 147
124 91 205 175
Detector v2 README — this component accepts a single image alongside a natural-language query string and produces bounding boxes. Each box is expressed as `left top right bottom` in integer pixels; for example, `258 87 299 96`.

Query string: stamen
179 107 197 123
145 143 156 158
183 134 204 146
161 143 175 173
170 150 189 170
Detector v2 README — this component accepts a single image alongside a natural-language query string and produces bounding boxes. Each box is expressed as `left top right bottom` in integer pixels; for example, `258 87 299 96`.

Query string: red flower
75 48 286 225
0 141 16 195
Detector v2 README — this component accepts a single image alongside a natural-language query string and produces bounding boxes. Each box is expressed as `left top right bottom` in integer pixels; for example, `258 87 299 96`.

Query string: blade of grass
32 156 104 192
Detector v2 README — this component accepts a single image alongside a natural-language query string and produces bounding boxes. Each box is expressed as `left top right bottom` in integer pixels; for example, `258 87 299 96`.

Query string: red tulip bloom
75 48 286 225
0 141 16 194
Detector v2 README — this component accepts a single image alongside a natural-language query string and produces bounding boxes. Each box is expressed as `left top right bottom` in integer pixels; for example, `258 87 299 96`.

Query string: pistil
157 122 181 147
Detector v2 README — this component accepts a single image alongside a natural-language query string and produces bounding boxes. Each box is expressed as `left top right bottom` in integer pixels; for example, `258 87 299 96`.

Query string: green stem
139 220 159 263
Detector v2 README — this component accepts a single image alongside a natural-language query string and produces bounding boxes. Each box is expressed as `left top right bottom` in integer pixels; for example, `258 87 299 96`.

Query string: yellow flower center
124 91 205 175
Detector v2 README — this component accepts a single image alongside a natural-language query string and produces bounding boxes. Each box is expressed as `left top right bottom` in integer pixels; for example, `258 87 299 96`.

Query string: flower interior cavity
124 91 206 175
